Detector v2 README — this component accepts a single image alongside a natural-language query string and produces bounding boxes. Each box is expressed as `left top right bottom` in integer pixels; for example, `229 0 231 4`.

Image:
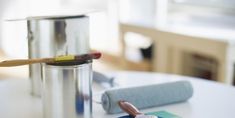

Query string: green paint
146 111 181 118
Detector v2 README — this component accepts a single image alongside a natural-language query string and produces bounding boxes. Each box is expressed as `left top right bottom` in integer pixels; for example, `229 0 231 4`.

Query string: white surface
161 24 235 43
1 71 235 118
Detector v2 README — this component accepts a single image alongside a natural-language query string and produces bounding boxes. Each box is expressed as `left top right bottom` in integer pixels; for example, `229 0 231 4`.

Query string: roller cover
101 80 193 114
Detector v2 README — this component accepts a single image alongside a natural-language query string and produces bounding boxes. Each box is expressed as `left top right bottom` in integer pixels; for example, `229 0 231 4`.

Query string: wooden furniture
120 23 235 85
1 71 235 118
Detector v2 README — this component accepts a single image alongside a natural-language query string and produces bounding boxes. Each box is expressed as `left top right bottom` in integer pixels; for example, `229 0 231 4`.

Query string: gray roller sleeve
101 80 193 114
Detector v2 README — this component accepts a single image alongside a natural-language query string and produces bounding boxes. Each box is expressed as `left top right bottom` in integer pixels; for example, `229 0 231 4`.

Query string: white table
1 71 235 118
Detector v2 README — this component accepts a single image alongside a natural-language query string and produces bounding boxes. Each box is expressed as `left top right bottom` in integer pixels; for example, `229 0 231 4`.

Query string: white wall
1 0 31 58
0 0 11 51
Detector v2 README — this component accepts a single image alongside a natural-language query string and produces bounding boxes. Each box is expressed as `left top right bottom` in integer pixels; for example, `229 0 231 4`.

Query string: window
168 0 235 30
170 0 235 10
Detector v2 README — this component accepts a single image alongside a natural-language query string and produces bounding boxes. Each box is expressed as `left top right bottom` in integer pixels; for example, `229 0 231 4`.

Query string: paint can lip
5 9 98 21
27 15 87 20
46 59 92 66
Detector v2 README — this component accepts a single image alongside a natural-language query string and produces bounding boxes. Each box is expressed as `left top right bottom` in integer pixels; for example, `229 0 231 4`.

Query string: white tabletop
1 71 235 118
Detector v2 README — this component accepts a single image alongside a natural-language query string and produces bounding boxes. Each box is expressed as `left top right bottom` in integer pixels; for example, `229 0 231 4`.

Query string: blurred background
0 0 235 85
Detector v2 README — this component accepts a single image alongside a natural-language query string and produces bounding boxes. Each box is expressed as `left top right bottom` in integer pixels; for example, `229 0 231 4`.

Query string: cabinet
120 23 235 84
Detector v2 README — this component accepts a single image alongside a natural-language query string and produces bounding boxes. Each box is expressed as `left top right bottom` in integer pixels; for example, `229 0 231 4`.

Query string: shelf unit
120 23 235 85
